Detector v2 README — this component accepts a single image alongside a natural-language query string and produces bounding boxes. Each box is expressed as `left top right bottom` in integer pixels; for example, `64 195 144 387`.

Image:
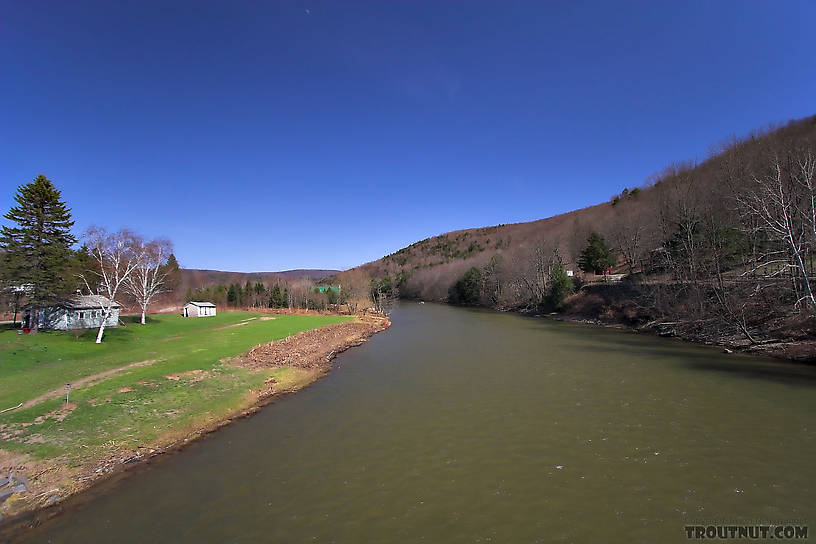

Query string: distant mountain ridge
180 268 338 289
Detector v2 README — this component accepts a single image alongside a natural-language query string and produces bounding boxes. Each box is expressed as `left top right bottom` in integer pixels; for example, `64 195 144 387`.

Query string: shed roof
312 286 340 293
62 295 120 309
186 301 216 307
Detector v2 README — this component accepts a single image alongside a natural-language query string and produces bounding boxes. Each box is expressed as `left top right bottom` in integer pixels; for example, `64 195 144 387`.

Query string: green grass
0 312 350 462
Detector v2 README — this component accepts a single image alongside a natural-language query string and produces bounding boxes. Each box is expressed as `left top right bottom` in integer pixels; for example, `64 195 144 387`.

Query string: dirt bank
236 316 389 371
0 315 390 536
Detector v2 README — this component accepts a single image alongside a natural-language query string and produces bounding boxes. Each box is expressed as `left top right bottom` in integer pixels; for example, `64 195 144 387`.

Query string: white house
24 295 121 331
183 301 216 317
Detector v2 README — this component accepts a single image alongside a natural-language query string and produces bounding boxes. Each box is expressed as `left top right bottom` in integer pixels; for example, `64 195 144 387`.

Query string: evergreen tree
253 281 265 308
227 284 238 306
163 253 182 294
0 175 76 331
269 283 284 308
448 267 482 305
547 262 574 309
578 232 615 274
244 280 252 307
70 244 95 282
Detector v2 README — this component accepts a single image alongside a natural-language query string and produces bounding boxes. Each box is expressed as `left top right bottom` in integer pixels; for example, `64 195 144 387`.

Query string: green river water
20 302 816 542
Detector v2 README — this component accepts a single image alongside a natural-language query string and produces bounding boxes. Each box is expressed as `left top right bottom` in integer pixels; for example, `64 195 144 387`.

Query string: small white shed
183 301 216 317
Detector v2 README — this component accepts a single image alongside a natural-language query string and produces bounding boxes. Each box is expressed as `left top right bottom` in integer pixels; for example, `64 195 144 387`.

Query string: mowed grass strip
0 312 350 461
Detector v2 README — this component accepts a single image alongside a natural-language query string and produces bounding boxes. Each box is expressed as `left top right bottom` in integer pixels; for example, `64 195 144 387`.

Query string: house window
79 312 85 319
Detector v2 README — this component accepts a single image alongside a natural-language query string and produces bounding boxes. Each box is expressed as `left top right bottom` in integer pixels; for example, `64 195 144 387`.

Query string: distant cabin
24 295 120 331
183 301 216 317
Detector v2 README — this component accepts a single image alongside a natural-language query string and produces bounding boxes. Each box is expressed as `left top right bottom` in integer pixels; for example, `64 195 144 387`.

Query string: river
20 302 816 542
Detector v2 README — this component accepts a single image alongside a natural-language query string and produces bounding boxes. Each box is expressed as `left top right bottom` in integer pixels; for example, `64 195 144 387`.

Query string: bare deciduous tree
735 149 816 312
80 228 144 343
480 254 503 306
336 269 373 314
610 204 647 275
519 242 551 306
125 238 172 324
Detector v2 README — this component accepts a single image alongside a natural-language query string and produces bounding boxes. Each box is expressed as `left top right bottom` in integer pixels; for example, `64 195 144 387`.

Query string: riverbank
528 284 816 363
13 301 816 543
0 312 389 531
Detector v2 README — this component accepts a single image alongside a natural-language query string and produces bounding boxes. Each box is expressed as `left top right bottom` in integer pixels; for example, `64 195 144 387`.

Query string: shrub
448 267 482 305
547 263 574 309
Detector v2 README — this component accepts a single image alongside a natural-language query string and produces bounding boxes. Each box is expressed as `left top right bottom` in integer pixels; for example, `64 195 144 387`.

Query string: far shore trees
547 257 574 309
610 202 652 274
448 267 482 305
372 275 400 312
336 269 373 313
80 227 144 343
735 146 816 312
578 232 615 275
0 175 76 332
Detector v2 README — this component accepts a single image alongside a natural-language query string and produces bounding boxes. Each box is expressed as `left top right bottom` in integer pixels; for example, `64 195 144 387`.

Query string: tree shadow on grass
121 315 144 325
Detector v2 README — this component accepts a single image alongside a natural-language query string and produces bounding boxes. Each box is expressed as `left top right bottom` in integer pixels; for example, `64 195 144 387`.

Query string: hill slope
358 114 816 304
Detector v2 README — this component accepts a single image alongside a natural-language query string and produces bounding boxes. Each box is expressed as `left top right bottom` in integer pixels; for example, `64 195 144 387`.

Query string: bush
547 263 574 309
448 267 482 305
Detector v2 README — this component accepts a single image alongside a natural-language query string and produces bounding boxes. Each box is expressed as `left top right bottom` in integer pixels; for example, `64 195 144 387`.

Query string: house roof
186 301 216 307
62 295 120 310
312 285 340 293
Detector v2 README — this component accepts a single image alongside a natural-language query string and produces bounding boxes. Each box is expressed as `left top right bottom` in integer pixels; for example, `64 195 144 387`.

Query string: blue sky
2 1 814 271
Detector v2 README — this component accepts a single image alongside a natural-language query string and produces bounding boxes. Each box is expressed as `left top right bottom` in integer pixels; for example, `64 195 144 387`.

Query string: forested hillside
180 268 338 291
358 115 816 353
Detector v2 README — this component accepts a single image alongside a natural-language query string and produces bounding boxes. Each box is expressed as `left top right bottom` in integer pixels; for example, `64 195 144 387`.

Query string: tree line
184 268 400 314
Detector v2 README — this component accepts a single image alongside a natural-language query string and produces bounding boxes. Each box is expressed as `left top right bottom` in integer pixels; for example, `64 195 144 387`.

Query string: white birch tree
80 228 144 343
125 238 171 324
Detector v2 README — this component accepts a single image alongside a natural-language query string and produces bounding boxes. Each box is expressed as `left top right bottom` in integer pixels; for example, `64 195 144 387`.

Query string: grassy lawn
0 312 350 464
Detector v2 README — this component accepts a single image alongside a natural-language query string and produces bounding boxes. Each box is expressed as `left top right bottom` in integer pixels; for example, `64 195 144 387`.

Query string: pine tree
163 253 182 294
269 283 284 308
244 280 253 307
70 244 96 280
0 175 76 331
578 232 615 275
227 284 238 306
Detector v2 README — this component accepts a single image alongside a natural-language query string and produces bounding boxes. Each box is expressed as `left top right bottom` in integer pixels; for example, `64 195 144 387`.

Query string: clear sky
2 1 814 272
